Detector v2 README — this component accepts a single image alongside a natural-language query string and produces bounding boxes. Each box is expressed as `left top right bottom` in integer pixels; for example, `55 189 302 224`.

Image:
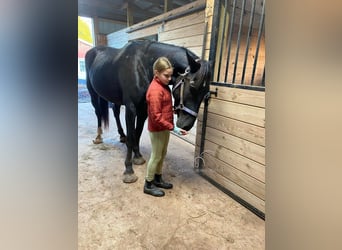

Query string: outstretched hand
173 126 188 136
178 128 188 135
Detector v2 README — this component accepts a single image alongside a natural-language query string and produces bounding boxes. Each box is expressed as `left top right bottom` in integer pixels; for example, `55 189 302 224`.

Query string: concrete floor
78 86 265 249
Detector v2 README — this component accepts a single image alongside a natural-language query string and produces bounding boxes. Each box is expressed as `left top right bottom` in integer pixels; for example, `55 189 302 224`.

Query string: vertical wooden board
205 126 265 165
208 98 265 127
205 0 215 17
203 153 265 199
202 167 265 213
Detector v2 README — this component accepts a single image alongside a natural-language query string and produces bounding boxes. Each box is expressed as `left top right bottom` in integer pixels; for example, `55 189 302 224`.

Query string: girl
144 57 187 197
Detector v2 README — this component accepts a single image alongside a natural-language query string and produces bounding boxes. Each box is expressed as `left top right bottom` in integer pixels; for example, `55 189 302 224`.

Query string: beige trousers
145 130 170 181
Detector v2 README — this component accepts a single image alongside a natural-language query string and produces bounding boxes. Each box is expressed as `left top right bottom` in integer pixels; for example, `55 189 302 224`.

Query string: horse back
85 46 123 104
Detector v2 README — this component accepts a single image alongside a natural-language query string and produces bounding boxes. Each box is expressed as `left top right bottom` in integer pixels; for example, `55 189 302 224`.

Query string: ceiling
78 0 196 25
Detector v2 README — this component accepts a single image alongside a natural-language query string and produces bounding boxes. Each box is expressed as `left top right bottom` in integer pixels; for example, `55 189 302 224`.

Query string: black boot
153 174 173 189
144 180 165 197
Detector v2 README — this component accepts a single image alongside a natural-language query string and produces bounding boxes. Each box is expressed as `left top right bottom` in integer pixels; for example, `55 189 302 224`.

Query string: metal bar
224 0 237 83
216 0 229 82
251 0 265 85
241 0 256 85
198 95 210 170
232 0 246 83
200 0 221 170
208 0 222 75
262 67 265 86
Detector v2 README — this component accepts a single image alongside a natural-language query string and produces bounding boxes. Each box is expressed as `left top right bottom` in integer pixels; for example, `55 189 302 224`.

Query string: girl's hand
178 128 188 135
173 126 188 135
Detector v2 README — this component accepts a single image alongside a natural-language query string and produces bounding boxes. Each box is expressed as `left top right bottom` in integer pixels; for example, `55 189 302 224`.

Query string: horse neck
148 43 189 72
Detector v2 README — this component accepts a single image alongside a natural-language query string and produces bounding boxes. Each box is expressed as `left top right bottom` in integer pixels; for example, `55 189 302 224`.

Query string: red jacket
146 77 174 132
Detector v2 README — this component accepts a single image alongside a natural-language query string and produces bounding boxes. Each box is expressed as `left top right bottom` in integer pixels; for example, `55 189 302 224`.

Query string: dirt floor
78 85 265 249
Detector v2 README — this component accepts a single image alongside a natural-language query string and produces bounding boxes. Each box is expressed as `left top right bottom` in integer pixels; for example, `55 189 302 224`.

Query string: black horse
85 40 211 183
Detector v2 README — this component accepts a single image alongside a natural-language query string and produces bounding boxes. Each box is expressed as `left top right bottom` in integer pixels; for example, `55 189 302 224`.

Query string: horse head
172 51 212 131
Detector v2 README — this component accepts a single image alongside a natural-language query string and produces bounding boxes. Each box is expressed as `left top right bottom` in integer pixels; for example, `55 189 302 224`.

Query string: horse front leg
122 103 138 183
132 106 147 165
112 103 126 143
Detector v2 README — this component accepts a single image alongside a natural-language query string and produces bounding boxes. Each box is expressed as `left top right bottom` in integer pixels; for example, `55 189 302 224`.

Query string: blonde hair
153 57 173 72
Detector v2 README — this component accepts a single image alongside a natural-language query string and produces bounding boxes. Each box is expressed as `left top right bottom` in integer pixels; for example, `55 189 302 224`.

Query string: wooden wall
107 0 207 58
195 85 265 214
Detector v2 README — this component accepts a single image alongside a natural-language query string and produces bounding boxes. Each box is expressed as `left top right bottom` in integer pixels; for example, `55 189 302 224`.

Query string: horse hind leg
87 84 104 144
91 100 105 144
132 107 147 165
112 103 126 143
93 127 103 144
122 103 138 183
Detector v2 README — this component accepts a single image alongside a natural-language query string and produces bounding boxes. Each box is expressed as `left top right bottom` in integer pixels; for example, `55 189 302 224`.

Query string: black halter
172 66 198 117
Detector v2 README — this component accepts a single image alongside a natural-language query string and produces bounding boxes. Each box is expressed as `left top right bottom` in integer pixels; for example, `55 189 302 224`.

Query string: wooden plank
204 126 265 165
208 98 265 127
203 153 265 199
197 111 265 146
160 34 204 48
203 167 265 213
163 11 205 32
197 138 265 182
159 22 205 41
210 85 265 108
188 47 203 57
128 24 159 41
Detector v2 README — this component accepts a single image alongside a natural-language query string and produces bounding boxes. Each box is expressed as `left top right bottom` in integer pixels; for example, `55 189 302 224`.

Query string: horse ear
186 51 201 73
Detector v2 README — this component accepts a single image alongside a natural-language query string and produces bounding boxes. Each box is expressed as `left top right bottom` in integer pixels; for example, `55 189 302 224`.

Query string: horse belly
92 73 123 105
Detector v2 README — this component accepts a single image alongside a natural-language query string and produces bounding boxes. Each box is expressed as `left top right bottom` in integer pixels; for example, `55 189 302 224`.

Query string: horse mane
194 59 210 89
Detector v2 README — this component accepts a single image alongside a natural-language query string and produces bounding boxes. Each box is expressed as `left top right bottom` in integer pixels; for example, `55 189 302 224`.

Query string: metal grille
210 0 265 87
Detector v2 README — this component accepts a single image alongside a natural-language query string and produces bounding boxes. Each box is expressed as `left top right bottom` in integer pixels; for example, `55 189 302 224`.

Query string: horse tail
85 47 110 130
86 81 110 130
98 96 109 129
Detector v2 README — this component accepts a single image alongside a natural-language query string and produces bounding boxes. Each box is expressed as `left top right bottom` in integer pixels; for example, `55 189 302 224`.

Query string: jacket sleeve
147 88 174 130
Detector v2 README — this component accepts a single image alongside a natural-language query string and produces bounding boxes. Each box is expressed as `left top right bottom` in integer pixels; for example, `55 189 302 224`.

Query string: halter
172 66 198 117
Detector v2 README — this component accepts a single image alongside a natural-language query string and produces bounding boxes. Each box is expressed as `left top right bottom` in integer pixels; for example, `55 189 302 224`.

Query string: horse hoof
92 138 103 144
133 157 146 165
122 173 138 183
120 136 127 143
